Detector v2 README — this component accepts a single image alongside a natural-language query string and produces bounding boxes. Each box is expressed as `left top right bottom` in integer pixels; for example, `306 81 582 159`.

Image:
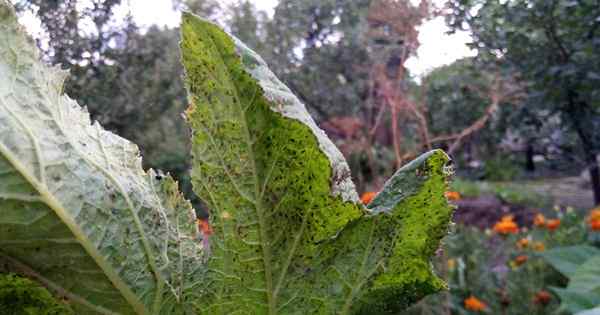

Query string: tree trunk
525 141 535 172
573 125 600 205
584 150 600 206
567 94 600 205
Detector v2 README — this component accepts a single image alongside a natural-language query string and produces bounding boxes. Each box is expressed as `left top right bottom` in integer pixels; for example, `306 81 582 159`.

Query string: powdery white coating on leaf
231 36 360 203
0 2 203 314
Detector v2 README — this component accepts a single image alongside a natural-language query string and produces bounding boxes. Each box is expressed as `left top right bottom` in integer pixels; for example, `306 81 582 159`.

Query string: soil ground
452 176 596 228
525 176 596 210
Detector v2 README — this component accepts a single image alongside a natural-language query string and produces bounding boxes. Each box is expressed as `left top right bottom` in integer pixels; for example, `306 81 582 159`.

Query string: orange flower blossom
546 219 561 231
493 215 519 235
197 218 213 236
447 258 456 270
533 213 546 227
197 218 213 254
533 241 545 252
514 255 528 266
533 290 552 306
516 238 529 249
588 208 600 231
589 208 600 220
360 191 377 205
445 191 461 201
464 295 487 311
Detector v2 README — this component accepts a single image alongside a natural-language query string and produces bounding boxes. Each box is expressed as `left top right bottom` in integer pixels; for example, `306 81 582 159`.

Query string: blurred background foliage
11 0 600 207
8 0 600 312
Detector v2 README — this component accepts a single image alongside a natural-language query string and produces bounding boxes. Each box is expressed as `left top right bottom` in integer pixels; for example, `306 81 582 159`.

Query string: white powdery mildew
232 37 360 203
0 2 202 313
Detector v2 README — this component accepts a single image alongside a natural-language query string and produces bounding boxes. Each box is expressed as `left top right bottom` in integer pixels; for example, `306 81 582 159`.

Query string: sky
115 0 475 77
16 0 475 78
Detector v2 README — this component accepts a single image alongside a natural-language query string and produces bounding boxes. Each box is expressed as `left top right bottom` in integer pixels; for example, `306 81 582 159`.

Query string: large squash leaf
182 13 454 315
0 2 204 314
550 256 600 315
542 247 600 315
539 245 600 278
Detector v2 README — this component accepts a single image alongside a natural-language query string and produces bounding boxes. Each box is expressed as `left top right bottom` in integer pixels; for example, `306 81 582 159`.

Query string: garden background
5 0 600 314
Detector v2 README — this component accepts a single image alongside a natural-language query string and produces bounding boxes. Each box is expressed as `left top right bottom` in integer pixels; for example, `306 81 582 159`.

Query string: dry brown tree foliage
365 0 523 167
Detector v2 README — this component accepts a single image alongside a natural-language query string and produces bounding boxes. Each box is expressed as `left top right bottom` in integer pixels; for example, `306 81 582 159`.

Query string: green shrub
451 178 551 209
482 155 521 182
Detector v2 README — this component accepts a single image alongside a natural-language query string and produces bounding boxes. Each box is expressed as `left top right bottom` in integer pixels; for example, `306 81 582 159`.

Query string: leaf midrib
0 141 147 315
1 69 163 313
340 218 378 315
199 23 277 314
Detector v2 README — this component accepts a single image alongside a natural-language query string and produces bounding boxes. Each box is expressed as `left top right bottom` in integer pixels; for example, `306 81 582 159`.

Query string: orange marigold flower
447 258 456 270
533 213 546 227
516 238 529 249
532 241 545 252
464 295 487 311
197 218 213 236
546 219 561 231
493 215 519 235
514 255 528 266
590 219 600 231
533 290 552 306
445 191 461 201
360 191 377 205
589 208 600 220
588 209 600 231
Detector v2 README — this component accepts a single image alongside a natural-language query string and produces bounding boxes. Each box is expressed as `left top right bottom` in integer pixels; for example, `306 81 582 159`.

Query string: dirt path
524 177 596 210
452 176 596 228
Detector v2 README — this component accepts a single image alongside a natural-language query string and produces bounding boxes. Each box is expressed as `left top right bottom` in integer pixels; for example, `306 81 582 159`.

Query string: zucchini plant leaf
560 255 600 314
0 2 204 314
552 287 600 315
539 245 600 278
577 307 600 315
182 13 454 315
541 246 600 314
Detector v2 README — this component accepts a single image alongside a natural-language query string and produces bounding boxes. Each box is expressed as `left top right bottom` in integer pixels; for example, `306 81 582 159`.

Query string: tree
12 1 188 169
172 0 221 19
446 0 600 204
12 0 123 66
365 0 432 167
67 26 192 182
263 0 372 121
227 0 268 52
14 1 206 208
423 58 525 157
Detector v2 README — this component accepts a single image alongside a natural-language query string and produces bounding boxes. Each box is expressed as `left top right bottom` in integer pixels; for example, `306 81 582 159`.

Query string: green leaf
577 307 600 315
569 256 600 293
539 245 600 278
548 253 600 314
552 288 600 314
0 3 204 314
182 13 454 315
